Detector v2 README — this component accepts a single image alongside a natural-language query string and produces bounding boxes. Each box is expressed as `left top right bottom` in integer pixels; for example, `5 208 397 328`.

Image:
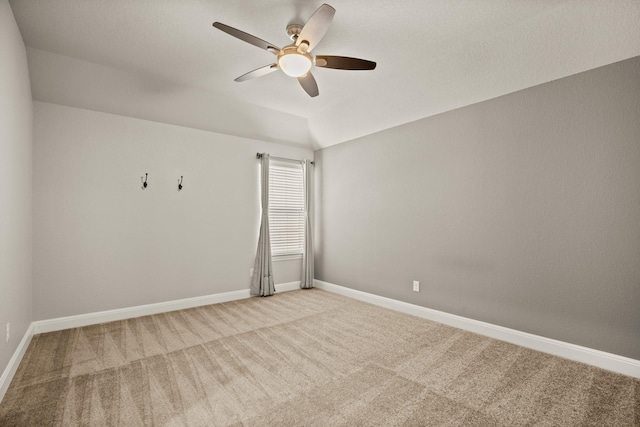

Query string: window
269 161 304 258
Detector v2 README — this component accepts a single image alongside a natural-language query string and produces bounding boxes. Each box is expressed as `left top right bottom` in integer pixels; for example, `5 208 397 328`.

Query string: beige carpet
0 288 638 426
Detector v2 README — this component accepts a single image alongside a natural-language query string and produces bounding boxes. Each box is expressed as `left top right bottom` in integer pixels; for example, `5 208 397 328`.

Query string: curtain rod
256 153 314 165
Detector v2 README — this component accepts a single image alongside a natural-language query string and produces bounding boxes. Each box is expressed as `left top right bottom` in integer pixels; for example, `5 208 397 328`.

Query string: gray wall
33 102 312 320
314 57 640 359
0 0 33 374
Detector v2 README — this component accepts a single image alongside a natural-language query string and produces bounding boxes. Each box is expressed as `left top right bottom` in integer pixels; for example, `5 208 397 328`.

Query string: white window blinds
269 161 304 257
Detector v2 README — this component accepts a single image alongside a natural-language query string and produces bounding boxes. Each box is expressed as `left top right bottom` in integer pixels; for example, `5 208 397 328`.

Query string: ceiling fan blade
315 56 376 70
213 22 281 54
235 64 279 82
296 4 335 52
298 72 319 97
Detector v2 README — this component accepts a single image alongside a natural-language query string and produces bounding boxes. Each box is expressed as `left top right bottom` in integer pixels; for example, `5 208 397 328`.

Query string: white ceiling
10 0 640 150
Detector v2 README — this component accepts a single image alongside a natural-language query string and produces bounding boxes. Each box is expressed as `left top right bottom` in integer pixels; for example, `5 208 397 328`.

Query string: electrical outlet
250 267 254 278
413 281 420 292
5 323 9 343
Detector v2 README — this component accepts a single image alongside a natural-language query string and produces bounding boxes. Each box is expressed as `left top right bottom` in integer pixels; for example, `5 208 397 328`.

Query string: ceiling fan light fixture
277 47 312 77
213 4 376 97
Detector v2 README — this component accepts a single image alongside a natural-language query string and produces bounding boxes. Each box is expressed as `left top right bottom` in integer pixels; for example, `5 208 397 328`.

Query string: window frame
268 159 305 261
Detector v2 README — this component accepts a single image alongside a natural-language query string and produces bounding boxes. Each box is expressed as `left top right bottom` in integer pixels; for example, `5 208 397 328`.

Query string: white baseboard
314 280 640 379
275 281 302 293
33 281 301 335
0 323 34 403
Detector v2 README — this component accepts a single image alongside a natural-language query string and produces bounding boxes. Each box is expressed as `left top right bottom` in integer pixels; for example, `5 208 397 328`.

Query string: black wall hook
141 173 148 190
178 176 183 192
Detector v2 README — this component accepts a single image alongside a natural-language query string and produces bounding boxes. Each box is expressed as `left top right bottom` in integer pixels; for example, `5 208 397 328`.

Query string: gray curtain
251 154 275 296
300 159 314 289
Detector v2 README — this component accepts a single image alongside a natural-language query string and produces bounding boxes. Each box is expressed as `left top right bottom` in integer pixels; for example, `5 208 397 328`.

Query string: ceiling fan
212 3 376 97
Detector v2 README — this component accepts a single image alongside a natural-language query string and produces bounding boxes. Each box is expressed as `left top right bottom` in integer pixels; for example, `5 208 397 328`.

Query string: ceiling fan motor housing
286 23 303 41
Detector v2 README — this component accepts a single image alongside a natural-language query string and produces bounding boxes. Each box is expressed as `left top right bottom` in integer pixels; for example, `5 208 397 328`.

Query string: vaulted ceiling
10 0 640 150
